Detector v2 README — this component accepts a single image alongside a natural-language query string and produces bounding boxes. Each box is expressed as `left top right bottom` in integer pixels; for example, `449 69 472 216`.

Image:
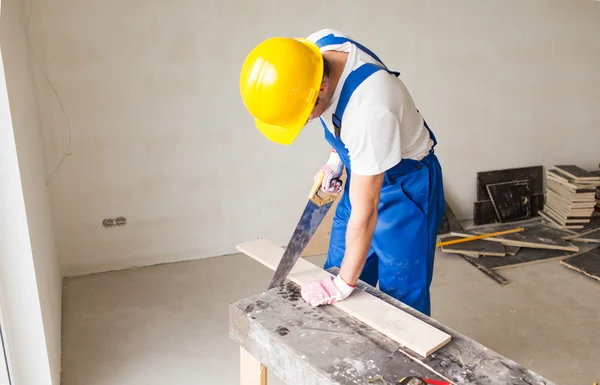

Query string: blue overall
315 34 445 316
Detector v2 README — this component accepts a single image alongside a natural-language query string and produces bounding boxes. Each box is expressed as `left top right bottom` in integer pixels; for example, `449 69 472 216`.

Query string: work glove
300 275 355 307
315 150 343 193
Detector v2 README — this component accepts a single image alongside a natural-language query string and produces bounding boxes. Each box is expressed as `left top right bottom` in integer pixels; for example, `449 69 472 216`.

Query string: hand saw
267 171 343 289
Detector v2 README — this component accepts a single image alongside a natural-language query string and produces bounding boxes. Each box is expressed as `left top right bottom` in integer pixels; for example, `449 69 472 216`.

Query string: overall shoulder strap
332 63 384 131
314 33 400 77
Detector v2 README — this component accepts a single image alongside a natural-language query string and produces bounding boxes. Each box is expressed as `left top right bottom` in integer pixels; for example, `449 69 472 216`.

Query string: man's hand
300 275 355 307
315 150 343 193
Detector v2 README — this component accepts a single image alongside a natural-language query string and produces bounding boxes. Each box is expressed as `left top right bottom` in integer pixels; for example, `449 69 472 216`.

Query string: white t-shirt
306 29 434 176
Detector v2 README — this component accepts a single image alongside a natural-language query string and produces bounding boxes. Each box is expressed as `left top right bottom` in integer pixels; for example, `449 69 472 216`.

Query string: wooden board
473 200 499 225
438 200 463 235
236 238 451 357
486 180 531 222
440 236 506 256
476 166 543 201
475 247 574 270
539 211 585 230
560 247 600 282
555 165 600 181
530 193 545 217
474 193 544 226
451 222 579 252
563 222 600 243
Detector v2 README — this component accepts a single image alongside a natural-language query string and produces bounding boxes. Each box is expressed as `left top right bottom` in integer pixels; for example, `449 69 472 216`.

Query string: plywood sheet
560 247 600 282
440 236 506 256
486 180 531 222
451 222 579 252
554 165 600 181
236 238 451 358
474 193 544 226
476 166 543 201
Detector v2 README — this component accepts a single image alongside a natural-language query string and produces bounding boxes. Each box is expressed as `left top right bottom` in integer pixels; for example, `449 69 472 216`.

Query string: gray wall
22 0 600 275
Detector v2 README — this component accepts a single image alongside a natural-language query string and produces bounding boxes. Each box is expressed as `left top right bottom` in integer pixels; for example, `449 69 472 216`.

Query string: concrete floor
61 249 600 385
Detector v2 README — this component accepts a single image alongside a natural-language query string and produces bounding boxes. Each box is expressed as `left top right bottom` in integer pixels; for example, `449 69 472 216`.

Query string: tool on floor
267 171 343 289
436 227 525 248
368 375 450 385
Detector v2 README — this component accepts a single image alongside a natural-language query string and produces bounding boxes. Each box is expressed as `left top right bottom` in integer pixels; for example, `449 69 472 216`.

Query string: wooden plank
486 180 531 222
236 238 452 358
530 193 545 217
240 347 267 385
560 247 600 281
539 211 585 230
474 193 544 226
475 247 575 270
476 166 543 201
459 255 509 284
451 222 579 252
438 200 463 235
440 236 506 256
473 200 499 225
554 165 600 181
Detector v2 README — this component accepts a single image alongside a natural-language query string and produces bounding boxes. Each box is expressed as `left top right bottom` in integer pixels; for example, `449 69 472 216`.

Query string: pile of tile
594 169 600 213
540 165 600 229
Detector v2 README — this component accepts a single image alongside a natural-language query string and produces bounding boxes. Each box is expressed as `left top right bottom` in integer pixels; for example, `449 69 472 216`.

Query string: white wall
0 0 62 382
25 0 600 275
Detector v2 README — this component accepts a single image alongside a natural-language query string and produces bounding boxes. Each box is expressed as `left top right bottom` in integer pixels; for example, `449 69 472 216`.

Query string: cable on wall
24 0 73 186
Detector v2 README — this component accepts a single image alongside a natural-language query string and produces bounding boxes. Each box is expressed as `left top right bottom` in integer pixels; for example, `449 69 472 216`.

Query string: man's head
239 37 327 145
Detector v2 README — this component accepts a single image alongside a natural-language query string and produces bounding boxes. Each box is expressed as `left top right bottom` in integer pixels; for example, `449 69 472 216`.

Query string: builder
239 29 445 316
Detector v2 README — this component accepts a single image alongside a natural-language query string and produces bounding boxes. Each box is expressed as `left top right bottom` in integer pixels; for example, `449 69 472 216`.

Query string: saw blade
267 199 336 289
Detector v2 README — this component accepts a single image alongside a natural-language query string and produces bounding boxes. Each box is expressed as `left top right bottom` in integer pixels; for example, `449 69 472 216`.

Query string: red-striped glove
300 275 355 307
315 150 343 193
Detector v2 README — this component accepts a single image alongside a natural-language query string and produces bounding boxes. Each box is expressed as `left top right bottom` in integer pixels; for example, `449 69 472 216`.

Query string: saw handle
309 170 343 206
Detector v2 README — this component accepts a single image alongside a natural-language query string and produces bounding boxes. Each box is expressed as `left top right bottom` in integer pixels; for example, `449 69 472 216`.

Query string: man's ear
320 76 329 93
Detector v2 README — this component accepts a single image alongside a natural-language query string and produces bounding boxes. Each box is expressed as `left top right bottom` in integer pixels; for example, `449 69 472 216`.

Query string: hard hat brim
255 118 305 146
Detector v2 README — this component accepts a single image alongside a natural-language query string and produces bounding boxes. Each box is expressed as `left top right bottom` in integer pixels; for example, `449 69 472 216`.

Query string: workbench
229 267 555 385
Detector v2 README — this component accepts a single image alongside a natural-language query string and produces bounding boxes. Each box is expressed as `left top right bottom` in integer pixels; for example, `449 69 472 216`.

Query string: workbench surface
229 269 555 385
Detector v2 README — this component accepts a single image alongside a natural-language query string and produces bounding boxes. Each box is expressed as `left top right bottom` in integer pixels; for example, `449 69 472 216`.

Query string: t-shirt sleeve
341 105 402 176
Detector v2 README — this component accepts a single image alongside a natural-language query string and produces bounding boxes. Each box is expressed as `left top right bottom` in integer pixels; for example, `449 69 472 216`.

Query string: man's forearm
339 209 378 285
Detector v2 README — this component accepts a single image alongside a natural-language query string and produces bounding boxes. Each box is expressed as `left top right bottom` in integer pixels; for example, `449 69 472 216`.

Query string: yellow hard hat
240 37 324 145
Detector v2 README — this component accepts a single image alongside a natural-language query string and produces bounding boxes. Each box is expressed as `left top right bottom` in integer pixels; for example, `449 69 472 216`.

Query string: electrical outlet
102 217 127 228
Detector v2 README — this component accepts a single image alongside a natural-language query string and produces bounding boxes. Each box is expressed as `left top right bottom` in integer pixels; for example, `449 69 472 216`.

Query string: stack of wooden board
473 166 545 225
594 169 600 213
540 165 600 229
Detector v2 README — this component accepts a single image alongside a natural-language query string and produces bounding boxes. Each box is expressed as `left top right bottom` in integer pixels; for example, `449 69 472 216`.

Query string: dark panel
438 200 463 235
486 180 531 222
561 247 600 282
476 247 573 270
473 200 499 225
476 166 543 201
530 193 545 216
474 193 544 226
554 165 600 180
